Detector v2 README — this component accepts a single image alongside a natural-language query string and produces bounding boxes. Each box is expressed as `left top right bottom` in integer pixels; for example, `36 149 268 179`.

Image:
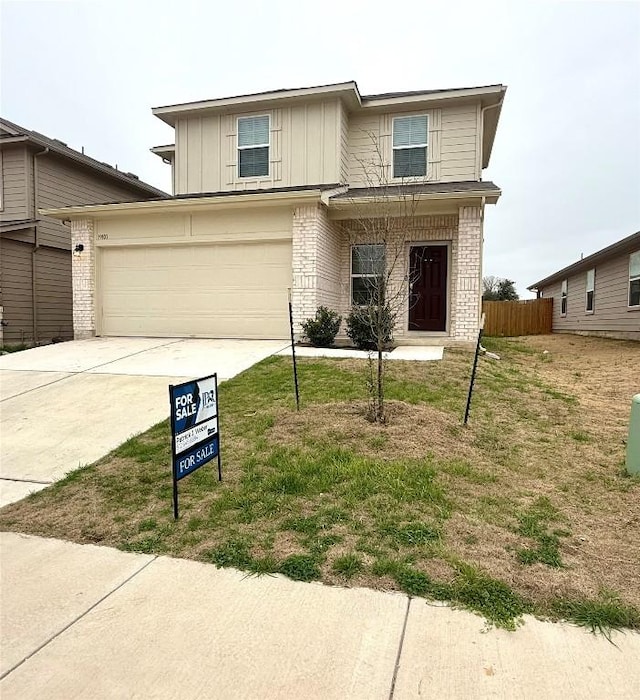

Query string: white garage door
98 241 292 339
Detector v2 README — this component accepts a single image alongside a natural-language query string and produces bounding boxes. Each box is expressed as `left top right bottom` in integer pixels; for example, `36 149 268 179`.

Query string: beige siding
338 101 349 184
541 250 640 340
174 100 342 194
440 103 480 182
347 103 480 187
0 145 30 220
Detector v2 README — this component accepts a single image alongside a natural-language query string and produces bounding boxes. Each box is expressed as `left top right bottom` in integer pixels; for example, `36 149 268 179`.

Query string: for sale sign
169 374 221 518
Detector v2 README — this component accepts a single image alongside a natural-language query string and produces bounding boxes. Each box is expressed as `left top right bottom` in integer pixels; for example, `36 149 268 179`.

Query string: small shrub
345 305 394 351
301 306 341 347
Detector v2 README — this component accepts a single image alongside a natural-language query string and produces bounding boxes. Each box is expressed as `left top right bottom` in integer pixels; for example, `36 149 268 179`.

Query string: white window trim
391 115 428 180
560 279 567 317
585 268 595 314
237 114 270 179
350 244 385 306
629 251 640 310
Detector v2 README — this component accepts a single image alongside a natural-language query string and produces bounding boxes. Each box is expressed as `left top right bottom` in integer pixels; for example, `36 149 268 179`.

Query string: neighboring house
0 118 167 346
528 231 640 341
43 81 506 346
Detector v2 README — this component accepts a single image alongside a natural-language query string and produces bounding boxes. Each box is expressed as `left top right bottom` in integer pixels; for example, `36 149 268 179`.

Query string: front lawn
1 334 638 632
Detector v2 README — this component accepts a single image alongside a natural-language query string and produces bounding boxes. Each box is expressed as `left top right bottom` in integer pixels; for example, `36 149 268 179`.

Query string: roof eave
528 231 640 290
41 188 327 219
152 82 362 126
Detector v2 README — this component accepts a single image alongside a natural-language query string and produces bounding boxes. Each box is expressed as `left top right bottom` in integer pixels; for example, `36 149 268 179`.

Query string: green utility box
627 394 640 476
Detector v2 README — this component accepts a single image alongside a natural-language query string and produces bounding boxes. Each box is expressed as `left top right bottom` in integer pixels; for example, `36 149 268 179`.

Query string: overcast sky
2 0 639 295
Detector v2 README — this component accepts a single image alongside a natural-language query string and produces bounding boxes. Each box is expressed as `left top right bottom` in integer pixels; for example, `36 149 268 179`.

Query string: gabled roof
528 231 640 290
0 117 168 197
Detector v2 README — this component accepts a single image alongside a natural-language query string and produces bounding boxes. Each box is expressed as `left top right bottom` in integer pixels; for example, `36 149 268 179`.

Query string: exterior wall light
73 243 84 255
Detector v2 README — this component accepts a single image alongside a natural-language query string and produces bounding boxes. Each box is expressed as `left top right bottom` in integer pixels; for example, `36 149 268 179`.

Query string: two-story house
0 118 167 346
43 81 506 346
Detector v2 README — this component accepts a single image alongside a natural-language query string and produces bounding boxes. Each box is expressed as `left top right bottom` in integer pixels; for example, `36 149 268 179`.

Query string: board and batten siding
347 103 480 187
174 99 342 194
541 250 640 340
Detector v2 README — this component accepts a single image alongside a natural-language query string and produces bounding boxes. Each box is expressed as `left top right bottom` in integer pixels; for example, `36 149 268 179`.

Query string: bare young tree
339 130 427 423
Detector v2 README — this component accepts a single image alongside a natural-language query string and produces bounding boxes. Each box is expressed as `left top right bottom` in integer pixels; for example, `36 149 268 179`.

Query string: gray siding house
528 231 640 341
0 118 167 346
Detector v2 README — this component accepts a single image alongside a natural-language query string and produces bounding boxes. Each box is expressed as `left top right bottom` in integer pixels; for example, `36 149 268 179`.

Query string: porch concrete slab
0 532 153 679
1 553 407 700
86 338 287 380
0 372 186 483
0 480 49 508
0 337 178 373
390 345 444 361
0 370 72 401
278 344 444 361
394 600 640 699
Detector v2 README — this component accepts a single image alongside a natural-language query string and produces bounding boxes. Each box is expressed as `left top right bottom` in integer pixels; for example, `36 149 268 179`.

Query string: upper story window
237 115 269 178
561 279 568 316
629 251 640 308
585 268 595 313
351 244 385 305
392 115 428 178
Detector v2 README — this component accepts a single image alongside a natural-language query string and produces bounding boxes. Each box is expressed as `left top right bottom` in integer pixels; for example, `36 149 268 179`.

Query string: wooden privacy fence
482 298 553 337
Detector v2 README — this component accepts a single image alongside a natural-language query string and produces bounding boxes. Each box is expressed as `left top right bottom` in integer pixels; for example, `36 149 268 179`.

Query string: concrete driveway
0 338 286 506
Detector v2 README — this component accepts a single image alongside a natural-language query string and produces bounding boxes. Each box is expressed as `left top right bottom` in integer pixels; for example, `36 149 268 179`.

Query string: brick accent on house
291 204 342 334
71 218 96 339
455 205 483 343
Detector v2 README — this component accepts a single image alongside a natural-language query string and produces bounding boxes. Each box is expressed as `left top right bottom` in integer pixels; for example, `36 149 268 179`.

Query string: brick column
291 204 342 336
71 218 96 339
455 205 483 343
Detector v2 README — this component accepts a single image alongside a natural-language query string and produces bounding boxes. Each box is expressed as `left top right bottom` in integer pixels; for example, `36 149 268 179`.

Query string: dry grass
1 334 638 629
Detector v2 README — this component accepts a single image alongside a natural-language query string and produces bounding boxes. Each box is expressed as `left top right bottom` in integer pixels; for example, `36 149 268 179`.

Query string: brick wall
291 204 342 334
455 205 483 342
71 218 96 339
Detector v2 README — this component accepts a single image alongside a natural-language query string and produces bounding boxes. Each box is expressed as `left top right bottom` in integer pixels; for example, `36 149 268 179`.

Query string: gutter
480 94 504 169
32 146 50 345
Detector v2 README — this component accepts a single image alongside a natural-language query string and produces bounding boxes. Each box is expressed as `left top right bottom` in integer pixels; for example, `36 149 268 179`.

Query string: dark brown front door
408 245 448 331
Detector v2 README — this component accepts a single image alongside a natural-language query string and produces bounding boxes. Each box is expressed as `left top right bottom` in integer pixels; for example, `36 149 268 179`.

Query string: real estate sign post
169 374 221 519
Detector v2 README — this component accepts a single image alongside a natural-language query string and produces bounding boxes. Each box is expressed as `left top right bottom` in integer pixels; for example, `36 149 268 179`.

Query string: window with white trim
585 268 595 313
629 251 640 308
392 115 428 178
237 115 269 178
561 279 567 316
351 245 385 305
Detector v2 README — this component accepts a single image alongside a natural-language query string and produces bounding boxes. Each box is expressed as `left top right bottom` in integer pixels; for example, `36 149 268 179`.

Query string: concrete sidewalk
0 338 286 506
1 532 638 699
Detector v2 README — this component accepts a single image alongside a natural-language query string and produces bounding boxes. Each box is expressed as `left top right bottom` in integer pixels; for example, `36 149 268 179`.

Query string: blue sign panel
174 435 219 480
169 374 222 518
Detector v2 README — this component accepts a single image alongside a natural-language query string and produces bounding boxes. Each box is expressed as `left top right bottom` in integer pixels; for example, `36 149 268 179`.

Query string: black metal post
288 289 300 410
169 384 179 519
215 374 222 481
464 326 484 425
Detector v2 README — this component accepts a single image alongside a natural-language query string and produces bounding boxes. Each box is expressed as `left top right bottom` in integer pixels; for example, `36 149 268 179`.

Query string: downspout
32 146 50 345
479 97 504 178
